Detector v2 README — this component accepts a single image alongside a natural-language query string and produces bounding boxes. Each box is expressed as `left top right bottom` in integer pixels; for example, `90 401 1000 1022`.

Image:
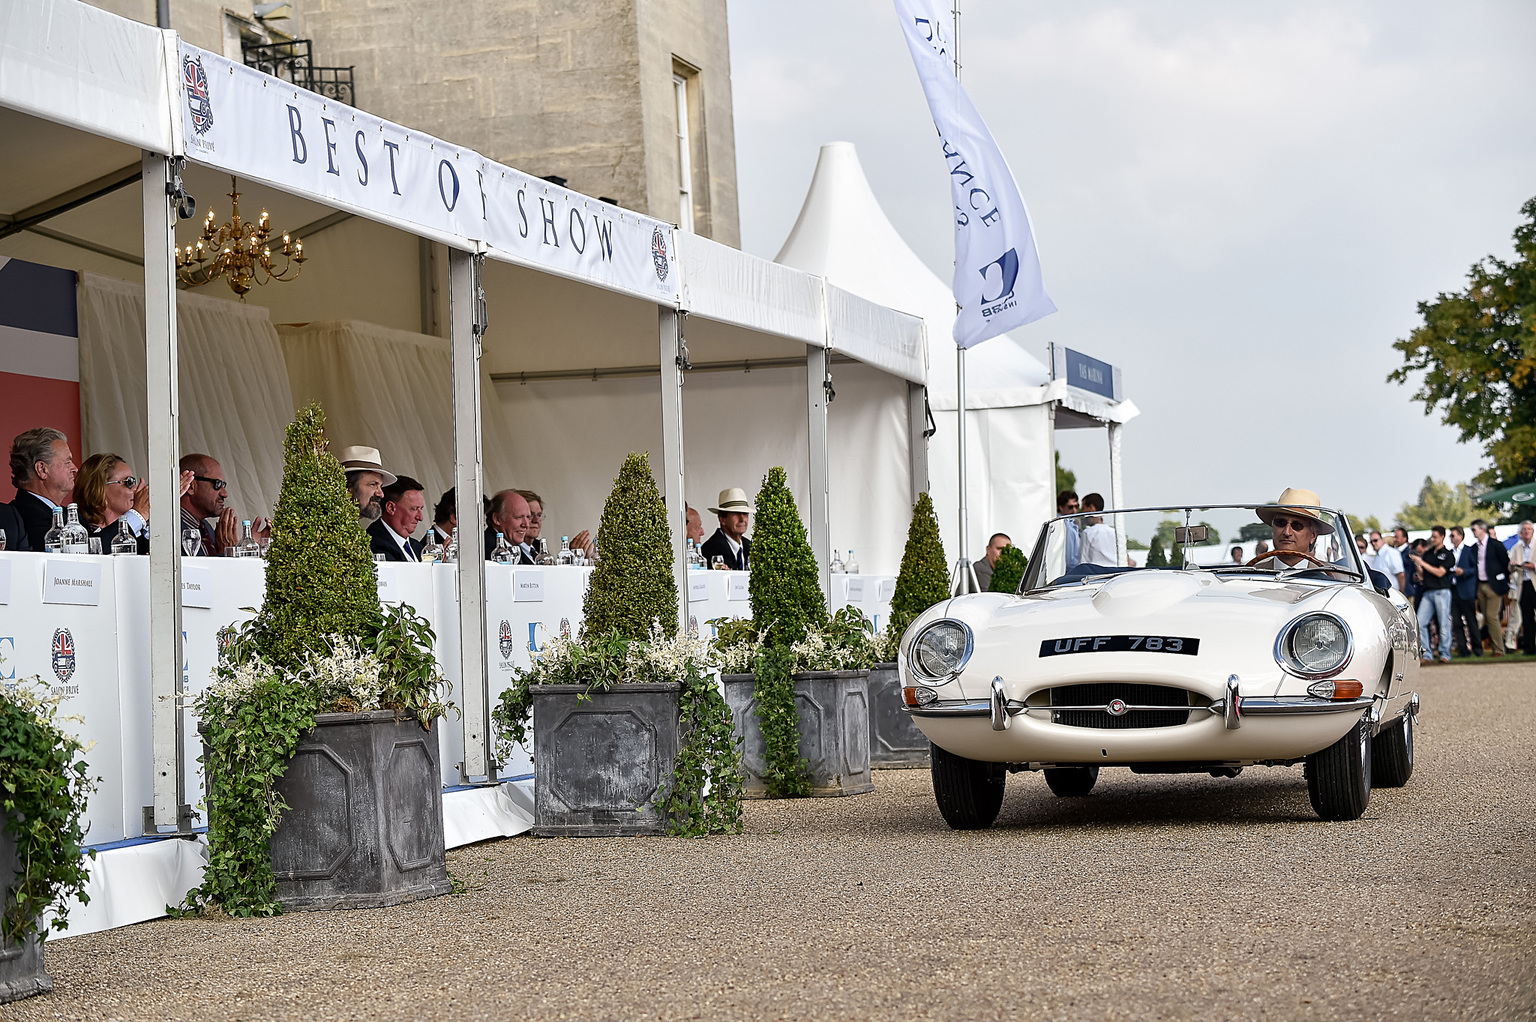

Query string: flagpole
951 0 979 596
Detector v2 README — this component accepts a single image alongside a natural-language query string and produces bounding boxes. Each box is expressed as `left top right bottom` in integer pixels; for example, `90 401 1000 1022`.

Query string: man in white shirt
1369 530 1405 592
1078 492 1118 566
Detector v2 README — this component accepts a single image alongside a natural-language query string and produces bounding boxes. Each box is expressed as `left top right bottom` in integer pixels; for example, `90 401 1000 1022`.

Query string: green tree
1389 196 1536 491
888 492 950 638
1346 514 1385 538
1395 476 1497 530
1146 536 1168 567
1055 451 1076 495
988 544 1028 593
581 452 678 640
254 404 381 671
1238 522 1273 542
748 466 827 648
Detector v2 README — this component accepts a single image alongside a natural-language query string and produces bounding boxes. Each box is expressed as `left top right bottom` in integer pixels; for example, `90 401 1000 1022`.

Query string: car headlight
1275 613 1353 679
909 619 973 682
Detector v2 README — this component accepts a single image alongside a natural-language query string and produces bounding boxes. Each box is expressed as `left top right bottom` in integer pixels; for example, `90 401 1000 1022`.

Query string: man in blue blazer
367 476 426 562
1450 526 1481 656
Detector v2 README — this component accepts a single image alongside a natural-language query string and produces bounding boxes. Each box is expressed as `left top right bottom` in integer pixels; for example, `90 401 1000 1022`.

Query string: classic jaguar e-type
899 499 1420 826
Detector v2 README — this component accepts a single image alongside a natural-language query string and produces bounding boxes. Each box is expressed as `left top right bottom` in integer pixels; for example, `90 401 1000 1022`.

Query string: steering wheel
1245 549 1332 568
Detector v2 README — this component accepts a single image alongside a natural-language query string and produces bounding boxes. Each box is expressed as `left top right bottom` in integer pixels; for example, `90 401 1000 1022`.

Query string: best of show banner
177 44 679 305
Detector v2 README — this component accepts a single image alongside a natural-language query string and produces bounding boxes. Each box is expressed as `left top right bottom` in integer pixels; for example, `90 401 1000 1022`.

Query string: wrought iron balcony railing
242 40 355 107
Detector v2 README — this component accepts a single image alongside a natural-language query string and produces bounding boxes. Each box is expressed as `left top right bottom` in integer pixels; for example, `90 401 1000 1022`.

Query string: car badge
1106 698 1129 716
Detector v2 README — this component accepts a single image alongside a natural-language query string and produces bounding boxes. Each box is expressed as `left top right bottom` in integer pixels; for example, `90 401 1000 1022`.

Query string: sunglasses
194 474 228 491
110 476 138 488
1270 516 1316 532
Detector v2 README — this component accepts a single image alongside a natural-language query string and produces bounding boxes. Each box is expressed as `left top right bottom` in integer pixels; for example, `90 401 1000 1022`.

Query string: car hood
937 571 1351 699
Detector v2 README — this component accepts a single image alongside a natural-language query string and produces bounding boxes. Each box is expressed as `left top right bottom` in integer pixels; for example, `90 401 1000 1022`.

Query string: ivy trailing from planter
183 405 451 916
0 673 97 943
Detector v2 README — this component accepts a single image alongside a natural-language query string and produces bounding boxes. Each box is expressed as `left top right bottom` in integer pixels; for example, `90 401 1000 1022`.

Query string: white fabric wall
829 361 910 576
77 273 293 515
928 403 1055 568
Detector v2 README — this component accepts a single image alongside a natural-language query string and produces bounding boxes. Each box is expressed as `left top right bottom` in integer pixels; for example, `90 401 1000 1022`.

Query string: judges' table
0 552 895 845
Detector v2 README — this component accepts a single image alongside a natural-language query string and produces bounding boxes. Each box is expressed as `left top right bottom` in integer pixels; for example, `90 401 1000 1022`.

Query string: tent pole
807 345 831 597
1108 420 1126 566
907 381 928 505
142 152 189 834
449 248 494 784
658 307 688 632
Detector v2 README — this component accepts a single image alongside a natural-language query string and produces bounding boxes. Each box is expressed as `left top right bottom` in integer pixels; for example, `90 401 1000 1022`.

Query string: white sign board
688 573 709 603
0 557 9 604
846 577 866 602
180 564 213 608
43 558 103 606
513 569 544 603
727 574 750 602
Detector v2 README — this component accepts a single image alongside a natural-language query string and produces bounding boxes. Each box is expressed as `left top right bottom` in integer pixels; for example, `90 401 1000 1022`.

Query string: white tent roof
775 141 1050 410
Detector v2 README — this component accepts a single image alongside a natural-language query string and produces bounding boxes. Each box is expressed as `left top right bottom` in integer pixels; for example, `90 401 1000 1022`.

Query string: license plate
1039 635 1199 656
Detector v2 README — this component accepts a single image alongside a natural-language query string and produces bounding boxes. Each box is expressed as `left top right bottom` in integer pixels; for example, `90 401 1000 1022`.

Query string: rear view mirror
1174 525 1208 544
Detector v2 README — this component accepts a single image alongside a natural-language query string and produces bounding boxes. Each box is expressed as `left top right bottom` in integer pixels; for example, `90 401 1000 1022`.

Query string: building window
673 73 695 232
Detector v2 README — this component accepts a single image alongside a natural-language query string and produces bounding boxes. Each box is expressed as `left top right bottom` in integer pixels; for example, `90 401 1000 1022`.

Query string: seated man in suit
701 487 752 570
368 475 426 562
8 426 78 550
485 489 536 564
338 446 395 523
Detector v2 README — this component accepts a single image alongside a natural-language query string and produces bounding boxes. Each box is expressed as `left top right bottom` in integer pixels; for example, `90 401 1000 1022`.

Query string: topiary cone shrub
253 403 382 671
988 544 1028 593
748 466 827 647
1146 536 1168 567
887 492 949 639
581 451 679 641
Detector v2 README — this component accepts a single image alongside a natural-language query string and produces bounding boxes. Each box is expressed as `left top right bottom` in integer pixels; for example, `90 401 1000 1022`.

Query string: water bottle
61 504 90 554
830 548 845 574
491 531 515 564
420 528 443 563
111 519 138 556
238 519 261 558
445 527 459 564
687 539 703 569
43 506 65 553
557 536 575 566
845 549 859 574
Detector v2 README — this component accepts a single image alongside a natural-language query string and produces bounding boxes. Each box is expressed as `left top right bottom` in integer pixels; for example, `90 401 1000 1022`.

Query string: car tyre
1043 766 1099 797
930 742 1005 829
1371 711 1414 788
1306 716 1372 821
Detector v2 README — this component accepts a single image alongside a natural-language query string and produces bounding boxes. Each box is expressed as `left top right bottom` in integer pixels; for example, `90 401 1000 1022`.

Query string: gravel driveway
5 662 1532 1021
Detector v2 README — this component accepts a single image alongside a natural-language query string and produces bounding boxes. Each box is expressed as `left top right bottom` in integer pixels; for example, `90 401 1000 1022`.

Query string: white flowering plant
712 606 895 677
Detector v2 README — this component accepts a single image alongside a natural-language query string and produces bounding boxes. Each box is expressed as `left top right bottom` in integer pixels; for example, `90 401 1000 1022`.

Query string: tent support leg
658 308 688 631
807 346 831 597
450 248 494 784
1108 420 1126 566
142 152 190 834
907 381 928 505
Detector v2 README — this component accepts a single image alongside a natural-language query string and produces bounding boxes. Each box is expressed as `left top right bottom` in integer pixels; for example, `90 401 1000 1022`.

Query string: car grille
1049 683 1192 729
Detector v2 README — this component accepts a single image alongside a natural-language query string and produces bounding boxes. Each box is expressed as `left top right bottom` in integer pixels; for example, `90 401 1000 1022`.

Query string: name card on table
879 579 896 602
0 558 10 604
846 577 866 602
43 559 102 606
513 569 545 602
688 574 710 603
727 574 750 602
180 564 213 608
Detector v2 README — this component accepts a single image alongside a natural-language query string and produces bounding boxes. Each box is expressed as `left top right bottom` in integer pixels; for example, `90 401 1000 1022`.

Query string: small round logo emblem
1106 698 1129 716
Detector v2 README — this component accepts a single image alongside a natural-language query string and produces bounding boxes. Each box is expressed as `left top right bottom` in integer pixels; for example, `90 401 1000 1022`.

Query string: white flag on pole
894 0 1056 347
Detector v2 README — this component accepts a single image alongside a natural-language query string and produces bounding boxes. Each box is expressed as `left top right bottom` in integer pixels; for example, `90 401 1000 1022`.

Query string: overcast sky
727 1 1536 528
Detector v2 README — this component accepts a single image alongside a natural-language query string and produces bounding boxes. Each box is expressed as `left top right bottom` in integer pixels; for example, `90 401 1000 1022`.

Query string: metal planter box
531 683 681 837
268 710 451 911
723 670 873 798
867 662 930 768
0 824 49 1004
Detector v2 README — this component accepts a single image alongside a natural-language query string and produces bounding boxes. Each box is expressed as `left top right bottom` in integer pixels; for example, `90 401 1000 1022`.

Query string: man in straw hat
701 487 752 570
337 445 397 522
1252 487 1336 570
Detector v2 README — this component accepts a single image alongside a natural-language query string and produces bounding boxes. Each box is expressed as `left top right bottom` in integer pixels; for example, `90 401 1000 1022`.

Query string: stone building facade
87 0 740 245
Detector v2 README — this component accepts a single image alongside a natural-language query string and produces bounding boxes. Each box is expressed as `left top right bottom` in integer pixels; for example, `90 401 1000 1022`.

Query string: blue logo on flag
183 55 214 136
978 248 1019 317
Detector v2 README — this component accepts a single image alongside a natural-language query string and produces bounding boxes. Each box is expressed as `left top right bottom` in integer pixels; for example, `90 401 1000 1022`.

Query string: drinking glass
88 537 102 555
182 528 203 557
0 531 6 551
711 555 725 571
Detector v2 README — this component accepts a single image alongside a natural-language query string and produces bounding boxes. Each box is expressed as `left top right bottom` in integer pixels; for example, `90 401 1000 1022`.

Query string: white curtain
278 320 520 519
77 273 294 516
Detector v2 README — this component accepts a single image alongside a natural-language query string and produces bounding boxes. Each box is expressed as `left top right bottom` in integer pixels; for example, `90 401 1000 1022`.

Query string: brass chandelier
176 177 307 296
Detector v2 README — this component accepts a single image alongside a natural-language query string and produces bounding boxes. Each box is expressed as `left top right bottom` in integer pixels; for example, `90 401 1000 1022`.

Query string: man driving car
1252 487 1335 568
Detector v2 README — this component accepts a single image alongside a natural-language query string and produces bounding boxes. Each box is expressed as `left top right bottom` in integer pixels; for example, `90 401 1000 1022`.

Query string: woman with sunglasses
73 453 150 553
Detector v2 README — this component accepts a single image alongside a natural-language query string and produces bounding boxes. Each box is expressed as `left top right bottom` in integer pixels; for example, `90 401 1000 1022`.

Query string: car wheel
1371 711 1414 788
1043 766 1099 797
1306 716 1372 821
930 742 1005 829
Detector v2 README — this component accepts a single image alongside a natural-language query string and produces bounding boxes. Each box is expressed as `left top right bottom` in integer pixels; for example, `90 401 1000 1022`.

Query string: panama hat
708 487 752 515
336 445 397 487
1256 487 1335 535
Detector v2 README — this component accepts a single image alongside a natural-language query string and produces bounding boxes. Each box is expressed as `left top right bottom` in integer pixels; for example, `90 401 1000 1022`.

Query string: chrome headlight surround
1274 612 1353 680
908 619 974 684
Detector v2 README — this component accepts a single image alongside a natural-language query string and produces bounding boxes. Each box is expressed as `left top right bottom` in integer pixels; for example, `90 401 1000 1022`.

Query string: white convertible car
899 501 1420 826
